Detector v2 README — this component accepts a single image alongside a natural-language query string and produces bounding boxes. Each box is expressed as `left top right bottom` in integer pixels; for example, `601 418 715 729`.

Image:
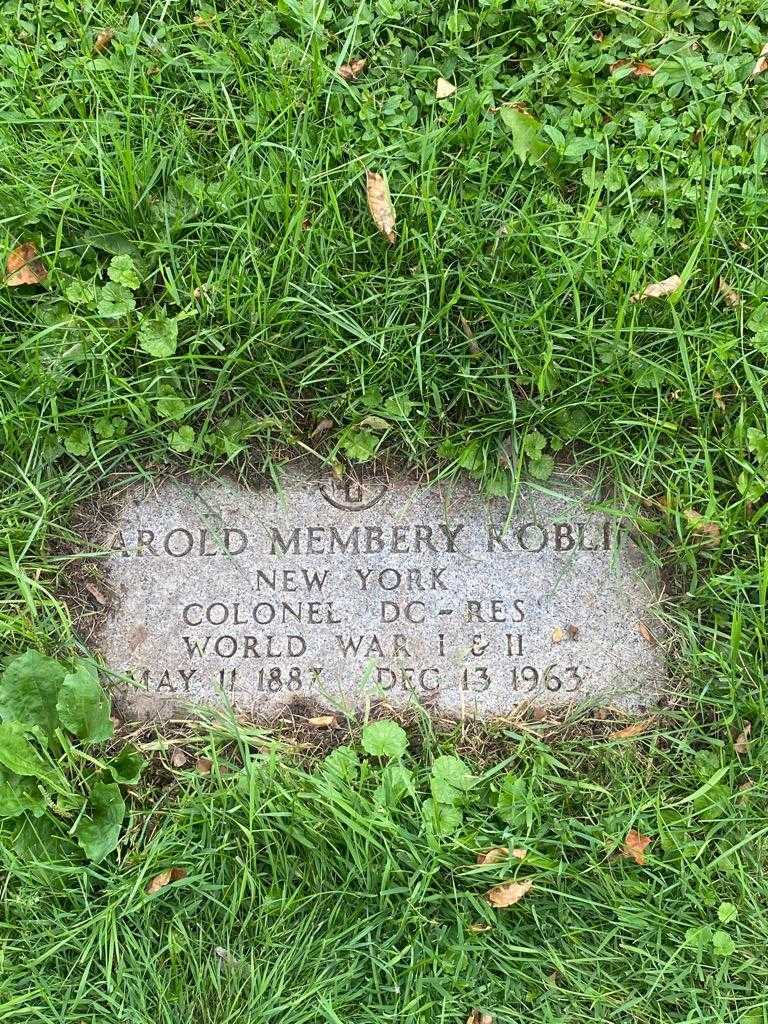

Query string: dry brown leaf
366 171 396 244
146 866 188 894
93 28 115 53
630 274 682 302
338 58 367 81
170 747 188 768
307 715 337 728
734 722 751 755
486 879 533 908
468 922 492 933
714 389 726 412
5 242 47 287
609 718 656 741
609 59 655 76
751 42 768 77
684 509 721 547
310 418 334 438
84 580 109 607
566 624 580 640
436 77 457 99
466 1010 493 1024
476 846 509 865
637 621 655 644
621 829 651 865
196 756 213 774
551 627 566 644
718 277 740 307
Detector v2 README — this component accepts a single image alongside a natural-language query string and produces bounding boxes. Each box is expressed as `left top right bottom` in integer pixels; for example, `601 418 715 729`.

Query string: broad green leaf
374 763 415 807
0 650 66 739
157 393 187 419
421 797 463 836
718 901 738 924
74 781 125 862
322 745 359 785
107 254 141 290
528 453 555 481
170 425 195 453
64 427 91 457
362 721 408 759
56 664 113 744
430 755 475 804
523 430 546 460
496 774 528 829
499 107 549 164
97 281 135 319
138 310 178 357
338 426 378 463
712 929 735 957
0 766 46 818
108 745 143 784
0 722 58 787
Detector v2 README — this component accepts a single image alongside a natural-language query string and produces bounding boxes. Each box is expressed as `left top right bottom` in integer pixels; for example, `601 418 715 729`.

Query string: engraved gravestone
78 463 667 719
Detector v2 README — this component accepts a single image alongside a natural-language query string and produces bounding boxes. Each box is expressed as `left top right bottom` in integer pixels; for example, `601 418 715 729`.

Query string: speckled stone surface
80 463 668 719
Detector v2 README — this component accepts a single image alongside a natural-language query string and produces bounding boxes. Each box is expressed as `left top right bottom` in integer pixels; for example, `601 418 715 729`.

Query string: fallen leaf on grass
466 1011 493 1024
609 718 656 741
196 756 213 774
366 171 396 244
476 846 509 864
468 922 492 933
718 277 740 307
622 829 651 865
93 28 115 53
631 275 682 302
170 747 188 768
5 242 47 286
307 715 337 728
751 43 768 77
486 879 533 907
734 723 751 754
146 866 188 894
311 418 334 438
609 59 655 76
338 58 366 81
684 509 721 547
436 77 457 99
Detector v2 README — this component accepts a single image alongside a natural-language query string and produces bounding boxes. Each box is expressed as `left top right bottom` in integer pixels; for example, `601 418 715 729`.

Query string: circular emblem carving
318 477 387 511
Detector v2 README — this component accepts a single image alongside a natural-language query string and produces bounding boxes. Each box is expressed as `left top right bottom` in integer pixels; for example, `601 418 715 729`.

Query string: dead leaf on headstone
609 59 655 76
566 624 580 640
196 756 213 774
718 277 740 307
436 77 457 99
366 171 396 244
609 718 655 741
621 829 651 865
5 242 47 286
486 879 533 907
466 1010 493 1024
734 723 751 755
684 509 721 547
750 42 768 77
307 715 337 728
551 627 566 644
338 58 366 81
93 28 115 53
630 274 682 302
170 747 188 768
146 866 188 894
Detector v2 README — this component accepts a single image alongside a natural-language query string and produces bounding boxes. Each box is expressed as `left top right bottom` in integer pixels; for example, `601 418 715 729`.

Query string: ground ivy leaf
107 253 141 290
0 649 66 740
430 754 475 804
422 797 463 836
97 281 135 318
138 310 178 357
56 664 113 744
108 744 143 784
362 721 408 758
74 780 125 862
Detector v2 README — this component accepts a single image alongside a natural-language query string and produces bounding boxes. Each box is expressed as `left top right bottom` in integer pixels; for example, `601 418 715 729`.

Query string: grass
1 0 768 1020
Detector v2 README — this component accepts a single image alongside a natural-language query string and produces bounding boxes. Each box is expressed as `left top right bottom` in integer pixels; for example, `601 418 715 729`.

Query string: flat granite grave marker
76 462 667 719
